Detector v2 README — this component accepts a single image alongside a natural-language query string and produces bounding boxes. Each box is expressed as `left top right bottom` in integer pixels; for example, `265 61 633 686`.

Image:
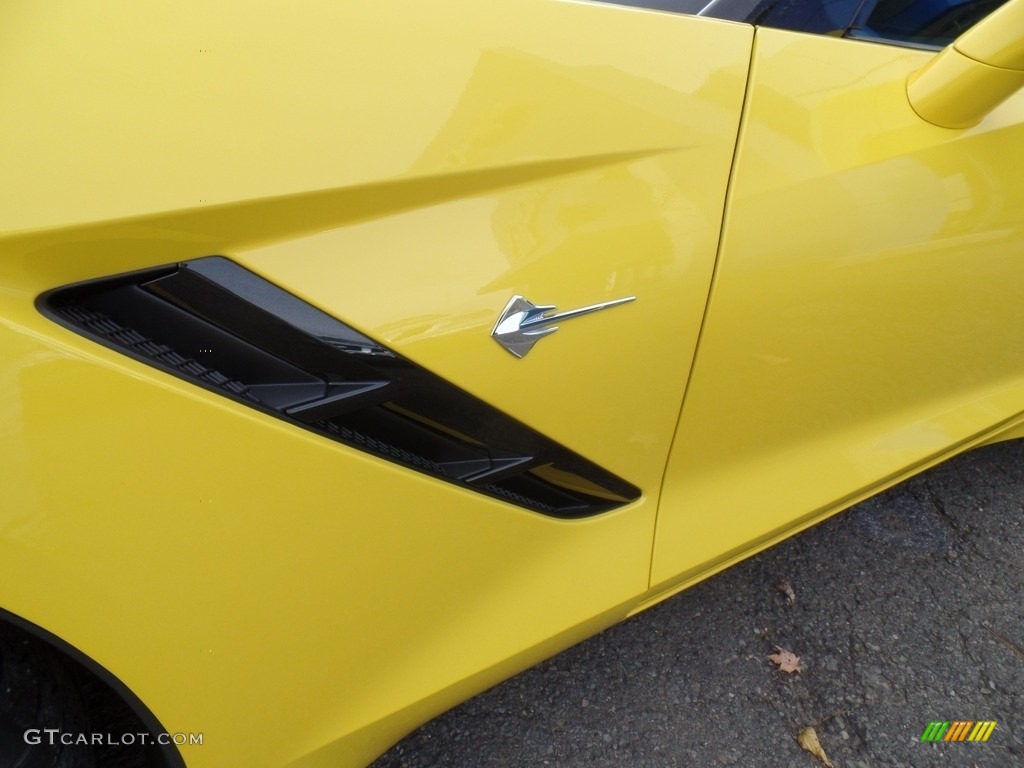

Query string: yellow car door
653 0 1024 589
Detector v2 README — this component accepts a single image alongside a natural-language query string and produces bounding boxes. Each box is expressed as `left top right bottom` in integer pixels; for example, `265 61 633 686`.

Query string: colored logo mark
921 721 997 742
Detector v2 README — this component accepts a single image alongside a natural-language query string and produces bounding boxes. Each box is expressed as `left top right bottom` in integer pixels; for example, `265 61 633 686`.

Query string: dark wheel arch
0 609 186 768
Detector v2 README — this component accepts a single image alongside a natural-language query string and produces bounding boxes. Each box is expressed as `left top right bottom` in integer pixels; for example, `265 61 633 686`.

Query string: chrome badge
491 294 636 358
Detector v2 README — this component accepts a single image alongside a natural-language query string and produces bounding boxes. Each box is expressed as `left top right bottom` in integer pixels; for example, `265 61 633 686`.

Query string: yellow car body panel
5 0 1024 765
0 1 753 766
654 29 1024 587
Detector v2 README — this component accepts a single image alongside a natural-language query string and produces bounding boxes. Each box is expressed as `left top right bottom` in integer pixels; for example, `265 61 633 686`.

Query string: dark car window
846 0 1007 47
697 0 864 35
590 0 1008 49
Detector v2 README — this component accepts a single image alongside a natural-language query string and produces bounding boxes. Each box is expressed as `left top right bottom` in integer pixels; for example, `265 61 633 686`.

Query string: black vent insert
39 257 641 517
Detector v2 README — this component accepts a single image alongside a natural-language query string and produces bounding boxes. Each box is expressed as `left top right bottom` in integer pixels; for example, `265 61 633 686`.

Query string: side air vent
39 257 640 517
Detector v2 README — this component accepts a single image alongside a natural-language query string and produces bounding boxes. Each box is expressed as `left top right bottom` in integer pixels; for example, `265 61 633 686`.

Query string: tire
0 623 94 768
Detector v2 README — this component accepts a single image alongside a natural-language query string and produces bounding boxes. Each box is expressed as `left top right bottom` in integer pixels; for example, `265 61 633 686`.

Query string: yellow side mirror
907 0 1024 128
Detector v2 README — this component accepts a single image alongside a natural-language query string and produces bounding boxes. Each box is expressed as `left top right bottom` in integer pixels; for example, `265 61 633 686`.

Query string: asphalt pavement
372 440 1024 768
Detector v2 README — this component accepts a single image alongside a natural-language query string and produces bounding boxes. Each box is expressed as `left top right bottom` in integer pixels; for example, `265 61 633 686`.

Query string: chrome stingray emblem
491 294 636 358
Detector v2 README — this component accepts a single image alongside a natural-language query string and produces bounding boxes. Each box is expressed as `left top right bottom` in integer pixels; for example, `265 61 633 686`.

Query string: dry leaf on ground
767 646 802 673
776 579 797 605
797 727 834 768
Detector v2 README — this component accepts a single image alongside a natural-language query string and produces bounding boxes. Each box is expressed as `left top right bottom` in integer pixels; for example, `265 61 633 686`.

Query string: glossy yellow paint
908 0 1024 128
908 47 1024 129
653 28 1024 587
0 2 752 767
955 0 1024 69
8 1 1024 765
